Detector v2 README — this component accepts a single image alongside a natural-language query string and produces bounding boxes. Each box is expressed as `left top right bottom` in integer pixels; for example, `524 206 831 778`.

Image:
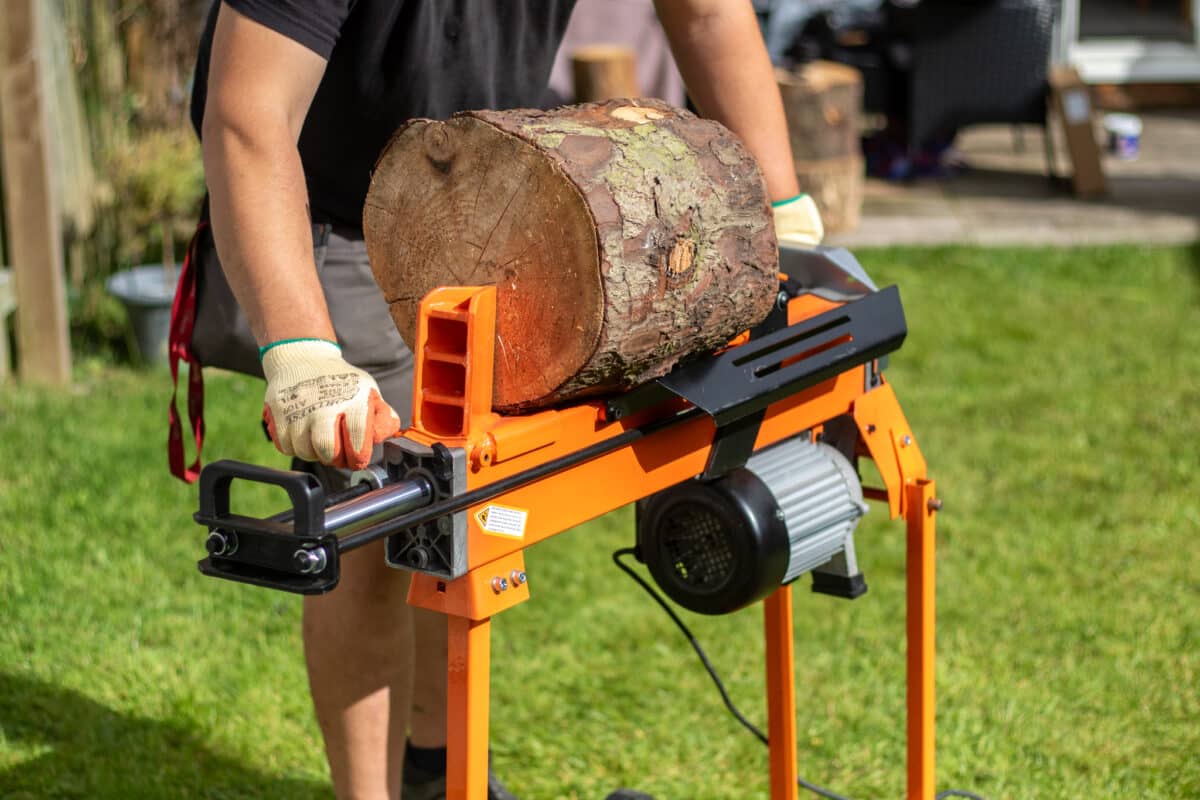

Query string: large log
363 98 777 412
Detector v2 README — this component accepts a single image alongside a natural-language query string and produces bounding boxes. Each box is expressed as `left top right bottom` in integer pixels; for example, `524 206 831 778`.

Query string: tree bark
363 98 778 412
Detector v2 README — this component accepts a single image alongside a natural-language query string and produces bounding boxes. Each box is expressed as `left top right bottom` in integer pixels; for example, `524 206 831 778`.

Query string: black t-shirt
191 0 576 229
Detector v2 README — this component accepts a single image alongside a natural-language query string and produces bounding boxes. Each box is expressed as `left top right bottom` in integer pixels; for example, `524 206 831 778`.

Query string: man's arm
202 3 399 468
655 0 821 242
202 3 332 345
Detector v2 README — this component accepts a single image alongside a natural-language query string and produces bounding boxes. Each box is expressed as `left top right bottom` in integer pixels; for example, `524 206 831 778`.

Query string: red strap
168 222 208 483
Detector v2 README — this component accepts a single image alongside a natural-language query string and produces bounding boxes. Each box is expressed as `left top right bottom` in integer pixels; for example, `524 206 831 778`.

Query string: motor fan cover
637 437 867 615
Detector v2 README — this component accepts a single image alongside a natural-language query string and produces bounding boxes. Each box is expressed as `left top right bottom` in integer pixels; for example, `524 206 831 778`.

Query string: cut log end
364 115 604 407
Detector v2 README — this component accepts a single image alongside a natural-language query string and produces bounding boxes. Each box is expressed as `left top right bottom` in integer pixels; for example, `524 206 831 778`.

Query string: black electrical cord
612 548 851 800
611 548 770 747
611 548 986 800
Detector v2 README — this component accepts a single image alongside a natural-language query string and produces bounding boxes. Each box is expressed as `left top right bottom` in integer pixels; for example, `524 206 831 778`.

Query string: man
193 1 821 797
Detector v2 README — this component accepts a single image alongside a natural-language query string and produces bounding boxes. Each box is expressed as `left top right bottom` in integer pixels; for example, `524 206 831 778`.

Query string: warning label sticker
474 504 528 538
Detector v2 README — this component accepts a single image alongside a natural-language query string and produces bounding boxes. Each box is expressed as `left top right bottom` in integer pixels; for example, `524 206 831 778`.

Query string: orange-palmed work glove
772 193 825 248
260 338 401 470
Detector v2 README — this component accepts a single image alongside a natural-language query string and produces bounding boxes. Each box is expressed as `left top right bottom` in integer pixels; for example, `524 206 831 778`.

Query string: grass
2 243 1199 799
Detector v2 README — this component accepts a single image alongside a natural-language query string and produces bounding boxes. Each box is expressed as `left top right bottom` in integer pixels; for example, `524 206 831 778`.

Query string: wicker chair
894 0 1057 174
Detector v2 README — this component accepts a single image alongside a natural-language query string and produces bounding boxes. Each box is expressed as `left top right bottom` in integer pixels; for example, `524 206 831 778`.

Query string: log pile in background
364 98 778 412
777 61 864 234
571 44 640 102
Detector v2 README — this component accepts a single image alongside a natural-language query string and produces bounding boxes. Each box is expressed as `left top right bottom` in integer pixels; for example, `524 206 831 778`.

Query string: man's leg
408 608 449 747
304 541 416 800
309 229 453 799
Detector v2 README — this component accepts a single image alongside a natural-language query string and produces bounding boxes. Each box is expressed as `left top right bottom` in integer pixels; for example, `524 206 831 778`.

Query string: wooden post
1049 67 1107 198
776 61 865 235
0 269 14 382
571 44 640 102
0 0 72 384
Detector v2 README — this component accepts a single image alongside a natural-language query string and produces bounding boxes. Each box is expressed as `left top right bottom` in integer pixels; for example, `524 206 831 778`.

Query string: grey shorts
310 228 414 489
195 224 414 489
314 228 414 419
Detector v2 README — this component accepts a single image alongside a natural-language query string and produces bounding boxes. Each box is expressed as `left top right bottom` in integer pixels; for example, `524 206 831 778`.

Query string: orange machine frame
402 286 938 800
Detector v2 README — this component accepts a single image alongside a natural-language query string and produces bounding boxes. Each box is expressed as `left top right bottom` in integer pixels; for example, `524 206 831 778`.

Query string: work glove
260 338 401 470
772 193 825 248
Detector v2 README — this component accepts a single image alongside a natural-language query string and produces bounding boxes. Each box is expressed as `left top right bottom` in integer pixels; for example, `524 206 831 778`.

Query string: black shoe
401 758 518 800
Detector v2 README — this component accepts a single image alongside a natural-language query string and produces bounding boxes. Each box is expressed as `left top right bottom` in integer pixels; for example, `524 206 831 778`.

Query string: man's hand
772 193 825 248
261 340 401 469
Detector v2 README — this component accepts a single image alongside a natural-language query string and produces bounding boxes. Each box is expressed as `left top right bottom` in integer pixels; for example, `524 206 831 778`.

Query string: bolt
294 547 328 575
510 570 527 586
407 546 431 570
776 290 789 309
927 497 944 513
491 576 509 594
901 434 912 447
206 531 237 557
867 424 877 434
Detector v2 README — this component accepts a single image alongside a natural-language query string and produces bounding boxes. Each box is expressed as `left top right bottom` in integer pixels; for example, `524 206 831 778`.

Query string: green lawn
2 244 1198 799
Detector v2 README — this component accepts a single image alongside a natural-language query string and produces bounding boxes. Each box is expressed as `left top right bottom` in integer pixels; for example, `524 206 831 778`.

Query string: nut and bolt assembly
294 547 328 575
206 531 237 557
492 571 527 593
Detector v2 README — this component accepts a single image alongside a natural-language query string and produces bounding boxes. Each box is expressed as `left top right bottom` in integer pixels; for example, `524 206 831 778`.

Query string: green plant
54 1 209 360
105 126 205 279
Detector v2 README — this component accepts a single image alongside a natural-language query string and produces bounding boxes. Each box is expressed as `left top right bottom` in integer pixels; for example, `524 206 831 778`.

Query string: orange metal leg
905 479 937 800
764 586 800 800
446 614 492 800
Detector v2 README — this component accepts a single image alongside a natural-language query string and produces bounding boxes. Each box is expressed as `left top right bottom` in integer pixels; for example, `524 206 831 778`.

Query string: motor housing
637 436 868 615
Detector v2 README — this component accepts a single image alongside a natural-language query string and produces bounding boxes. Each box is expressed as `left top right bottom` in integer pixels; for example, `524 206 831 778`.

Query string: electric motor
636 436 869 615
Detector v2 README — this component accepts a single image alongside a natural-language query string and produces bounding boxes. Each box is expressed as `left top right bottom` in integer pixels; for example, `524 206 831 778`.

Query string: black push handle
195 460 340 595
197 459 327 539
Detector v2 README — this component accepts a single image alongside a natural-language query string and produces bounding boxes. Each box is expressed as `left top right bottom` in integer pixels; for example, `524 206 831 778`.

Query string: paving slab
827 110 1200 248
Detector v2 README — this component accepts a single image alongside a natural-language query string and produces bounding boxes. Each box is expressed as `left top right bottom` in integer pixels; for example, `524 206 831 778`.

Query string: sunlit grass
1 243 1198 799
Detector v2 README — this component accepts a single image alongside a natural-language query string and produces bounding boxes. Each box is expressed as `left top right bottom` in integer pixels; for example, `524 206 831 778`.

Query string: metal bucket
107 265 177 364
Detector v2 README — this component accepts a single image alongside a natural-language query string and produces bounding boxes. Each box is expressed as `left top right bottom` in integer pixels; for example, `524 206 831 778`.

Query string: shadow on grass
0 672 328 799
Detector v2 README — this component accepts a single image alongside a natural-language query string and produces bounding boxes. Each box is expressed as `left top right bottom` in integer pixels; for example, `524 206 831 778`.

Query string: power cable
612 548 986 800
